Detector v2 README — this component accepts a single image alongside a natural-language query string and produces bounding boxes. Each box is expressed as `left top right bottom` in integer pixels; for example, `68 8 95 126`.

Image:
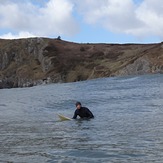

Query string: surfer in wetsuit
73 102 94 119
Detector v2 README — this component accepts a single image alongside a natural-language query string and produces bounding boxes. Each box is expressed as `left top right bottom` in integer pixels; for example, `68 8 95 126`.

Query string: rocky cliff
0 38 163 88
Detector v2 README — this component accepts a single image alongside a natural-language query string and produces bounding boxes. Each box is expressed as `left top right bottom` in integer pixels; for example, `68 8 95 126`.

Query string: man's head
75 101 82 109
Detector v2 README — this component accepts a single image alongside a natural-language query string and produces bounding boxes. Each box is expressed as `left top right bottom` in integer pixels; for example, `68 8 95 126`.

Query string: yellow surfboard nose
57 114 72 121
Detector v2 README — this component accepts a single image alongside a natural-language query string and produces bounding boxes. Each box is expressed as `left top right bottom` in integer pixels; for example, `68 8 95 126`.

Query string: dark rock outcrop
0 38 163 88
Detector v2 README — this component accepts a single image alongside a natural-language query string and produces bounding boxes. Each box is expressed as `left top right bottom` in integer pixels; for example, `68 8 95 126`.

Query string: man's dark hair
75 101 81 106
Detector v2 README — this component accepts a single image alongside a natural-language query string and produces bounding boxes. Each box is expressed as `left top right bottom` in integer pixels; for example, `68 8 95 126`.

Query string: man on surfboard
73 102 94 119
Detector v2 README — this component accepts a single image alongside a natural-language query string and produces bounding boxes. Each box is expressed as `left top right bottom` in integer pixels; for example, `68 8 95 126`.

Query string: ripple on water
1 74 163 162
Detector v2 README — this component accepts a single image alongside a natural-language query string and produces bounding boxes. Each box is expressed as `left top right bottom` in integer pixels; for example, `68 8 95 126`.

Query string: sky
0 0 163 43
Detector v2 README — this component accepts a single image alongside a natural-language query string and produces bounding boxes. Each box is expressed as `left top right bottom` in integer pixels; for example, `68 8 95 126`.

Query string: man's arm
72 110 78 119
86 108 94 118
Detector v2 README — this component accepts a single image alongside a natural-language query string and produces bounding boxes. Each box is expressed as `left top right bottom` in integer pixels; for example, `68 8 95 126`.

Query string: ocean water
0 74 163 163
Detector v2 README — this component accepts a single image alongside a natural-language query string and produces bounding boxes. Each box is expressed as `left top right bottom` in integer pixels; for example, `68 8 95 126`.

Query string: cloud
1 0 163 40
0 0 79 38
75 0 163 39
134 0 163 38
0 31 36 39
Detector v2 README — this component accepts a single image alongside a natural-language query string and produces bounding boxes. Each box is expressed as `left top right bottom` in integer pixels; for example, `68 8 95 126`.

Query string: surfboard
57 114 72 121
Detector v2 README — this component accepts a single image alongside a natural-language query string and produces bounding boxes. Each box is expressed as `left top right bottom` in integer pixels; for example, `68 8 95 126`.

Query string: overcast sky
0 0 163 43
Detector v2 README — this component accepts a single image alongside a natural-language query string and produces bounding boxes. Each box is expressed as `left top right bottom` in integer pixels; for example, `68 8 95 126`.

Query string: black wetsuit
73 107 94 119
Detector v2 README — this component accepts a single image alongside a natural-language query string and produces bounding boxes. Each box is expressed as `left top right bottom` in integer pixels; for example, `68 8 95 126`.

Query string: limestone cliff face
0 38 163 88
